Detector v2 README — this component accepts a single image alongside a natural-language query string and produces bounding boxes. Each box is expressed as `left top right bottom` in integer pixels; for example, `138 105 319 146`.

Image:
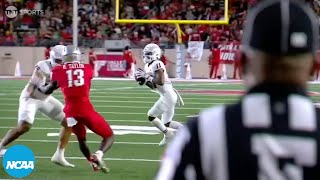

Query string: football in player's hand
135 75 146 85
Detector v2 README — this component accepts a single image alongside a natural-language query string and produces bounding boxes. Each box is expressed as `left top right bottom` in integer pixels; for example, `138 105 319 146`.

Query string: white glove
135 68 153 82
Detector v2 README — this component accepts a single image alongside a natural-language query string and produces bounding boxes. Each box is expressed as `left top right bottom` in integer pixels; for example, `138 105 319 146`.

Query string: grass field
0 79 320 180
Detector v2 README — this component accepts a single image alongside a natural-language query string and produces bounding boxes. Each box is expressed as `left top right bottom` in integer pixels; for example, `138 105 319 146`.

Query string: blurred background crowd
0 0 319 48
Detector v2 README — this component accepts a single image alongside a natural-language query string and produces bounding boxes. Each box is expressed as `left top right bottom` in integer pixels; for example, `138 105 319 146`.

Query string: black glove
38 81 59 95
134 68 146 85
145 81 157 89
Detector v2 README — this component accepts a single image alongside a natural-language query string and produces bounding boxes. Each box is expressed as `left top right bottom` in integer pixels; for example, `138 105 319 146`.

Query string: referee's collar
247 83 308 97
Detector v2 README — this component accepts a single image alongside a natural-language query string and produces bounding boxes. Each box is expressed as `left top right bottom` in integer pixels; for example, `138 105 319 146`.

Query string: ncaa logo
2 145 35 178
5 6 19 18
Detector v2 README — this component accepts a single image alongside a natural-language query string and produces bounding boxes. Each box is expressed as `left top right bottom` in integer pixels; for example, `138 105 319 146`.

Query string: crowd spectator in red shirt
88 46 97 70
4 31 15 46
45 45 51 59
189 30 201 41
160 48 167 66
123 46 136 77
23 32 37 46
209 43 220 79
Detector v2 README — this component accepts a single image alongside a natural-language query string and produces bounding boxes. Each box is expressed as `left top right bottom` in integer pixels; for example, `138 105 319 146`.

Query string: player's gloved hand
38 81 59 95
51 81 59 90
134 68 146 85
145 81 156 89
135 68 153 82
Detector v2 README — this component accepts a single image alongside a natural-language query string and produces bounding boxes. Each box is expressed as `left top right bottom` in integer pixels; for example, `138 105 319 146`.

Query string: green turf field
0 79 319 180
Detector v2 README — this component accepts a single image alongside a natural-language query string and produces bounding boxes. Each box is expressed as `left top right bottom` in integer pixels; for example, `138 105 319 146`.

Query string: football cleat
0 149 7 157
159 129 175 147
51 152 75 167
90 154 110 173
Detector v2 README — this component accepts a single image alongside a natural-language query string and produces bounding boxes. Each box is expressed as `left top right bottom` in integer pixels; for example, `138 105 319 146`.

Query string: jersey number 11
66 69 84 87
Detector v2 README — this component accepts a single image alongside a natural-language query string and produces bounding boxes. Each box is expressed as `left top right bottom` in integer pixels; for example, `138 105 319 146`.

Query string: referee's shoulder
186 104 234 131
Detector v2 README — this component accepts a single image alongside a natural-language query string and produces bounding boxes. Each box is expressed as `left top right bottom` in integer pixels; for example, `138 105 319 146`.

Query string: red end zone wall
0 46 236 78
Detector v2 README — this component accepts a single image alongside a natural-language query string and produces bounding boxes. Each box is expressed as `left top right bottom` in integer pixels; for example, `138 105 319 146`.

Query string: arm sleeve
86 64 94 80
156 117 205 180
50 69 58 82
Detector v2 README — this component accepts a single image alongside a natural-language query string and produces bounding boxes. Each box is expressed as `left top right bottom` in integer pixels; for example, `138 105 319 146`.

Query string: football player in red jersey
50 45 114 173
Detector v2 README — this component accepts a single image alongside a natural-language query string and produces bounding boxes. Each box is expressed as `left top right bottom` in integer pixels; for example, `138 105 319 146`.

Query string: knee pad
148 116 156 122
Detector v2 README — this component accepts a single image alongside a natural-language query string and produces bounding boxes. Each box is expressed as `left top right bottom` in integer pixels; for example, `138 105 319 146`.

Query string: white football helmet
142 43 161 64
50 45 66 66
62 45 82 63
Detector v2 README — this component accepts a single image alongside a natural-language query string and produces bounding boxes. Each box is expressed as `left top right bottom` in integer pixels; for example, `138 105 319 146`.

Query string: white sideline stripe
0 125 171 131
90 87 137 91
0 117 147 123
92 77 243 83
0 109 191 115
6 139 159 145
0 103 207 110
3 76 320 83
186 115 199 118
0 91 234 96
0 98 225 105
35 156 161 162
0 91 239 99
0 76 239 83
0 95 239 100
0 88 237 92
0 91 242 97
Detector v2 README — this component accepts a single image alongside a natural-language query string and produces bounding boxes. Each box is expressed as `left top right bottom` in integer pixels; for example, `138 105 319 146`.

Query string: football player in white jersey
0 45 74 167
135 43 184 146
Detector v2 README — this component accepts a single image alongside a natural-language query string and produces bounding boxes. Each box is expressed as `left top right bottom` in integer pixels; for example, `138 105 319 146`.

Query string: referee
156 0 320 180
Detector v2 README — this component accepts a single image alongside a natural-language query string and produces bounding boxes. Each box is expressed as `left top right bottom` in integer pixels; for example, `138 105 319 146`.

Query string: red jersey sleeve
85 64 94 80
51 66 60 82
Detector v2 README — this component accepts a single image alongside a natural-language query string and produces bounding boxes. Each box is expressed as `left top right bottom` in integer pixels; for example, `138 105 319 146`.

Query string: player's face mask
63 46 82 63
54 58 63 65
143 51 153 64
63 53 81 63
50 46 65 66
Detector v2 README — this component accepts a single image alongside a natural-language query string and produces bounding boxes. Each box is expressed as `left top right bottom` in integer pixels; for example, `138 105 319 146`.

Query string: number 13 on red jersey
66 69 85 87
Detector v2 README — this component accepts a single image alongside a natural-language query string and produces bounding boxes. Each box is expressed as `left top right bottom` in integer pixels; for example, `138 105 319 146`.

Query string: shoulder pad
152 61 165 71
35 60 52 75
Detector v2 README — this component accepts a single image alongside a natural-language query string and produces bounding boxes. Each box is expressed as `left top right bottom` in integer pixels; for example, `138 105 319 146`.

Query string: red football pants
71 111 113 141
209 62 220 79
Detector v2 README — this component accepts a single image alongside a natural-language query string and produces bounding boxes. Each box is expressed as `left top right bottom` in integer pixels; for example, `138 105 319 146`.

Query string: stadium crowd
0 0 319 47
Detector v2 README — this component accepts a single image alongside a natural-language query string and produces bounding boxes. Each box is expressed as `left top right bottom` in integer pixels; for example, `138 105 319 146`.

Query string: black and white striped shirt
156 83 320 180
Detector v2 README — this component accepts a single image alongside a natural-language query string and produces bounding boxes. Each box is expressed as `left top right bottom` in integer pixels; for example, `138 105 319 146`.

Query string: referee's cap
242 0 319 55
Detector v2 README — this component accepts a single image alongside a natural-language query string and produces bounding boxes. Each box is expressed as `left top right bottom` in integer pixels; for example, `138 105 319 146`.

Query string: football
135 75 146 85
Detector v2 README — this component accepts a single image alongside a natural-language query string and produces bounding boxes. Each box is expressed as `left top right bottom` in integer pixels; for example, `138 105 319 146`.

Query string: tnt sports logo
2 145 35 178
5 6 18 18
5 5 44 19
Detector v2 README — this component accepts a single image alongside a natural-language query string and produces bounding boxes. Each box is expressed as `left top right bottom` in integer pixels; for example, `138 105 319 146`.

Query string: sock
57 148 65 157
151 117 168 134
169 121 183 130
95 150 103 159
